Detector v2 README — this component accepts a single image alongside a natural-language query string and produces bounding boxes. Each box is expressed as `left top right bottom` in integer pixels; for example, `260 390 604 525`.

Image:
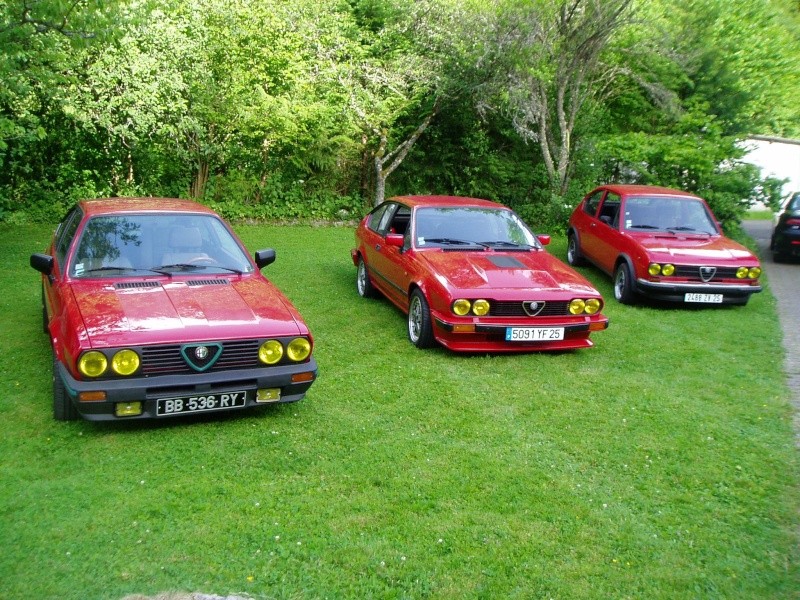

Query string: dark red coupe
567 184 762 305
351 195 609 352
31 198 317 421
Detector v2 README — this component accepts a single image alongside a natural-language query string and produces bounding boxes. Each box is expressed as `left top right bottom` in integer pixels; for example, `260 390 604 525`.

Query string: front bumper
57 359 318 421
432 315 609 352
634 279 761 303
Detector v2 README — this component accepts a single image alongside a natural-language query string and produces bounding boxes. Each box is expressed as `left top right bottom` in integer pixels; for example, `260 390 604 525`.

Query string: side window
387 205 411 236
583 191 604 217
367 203 396 234
598 194 621 228
55 207 82 267
375 203 399 235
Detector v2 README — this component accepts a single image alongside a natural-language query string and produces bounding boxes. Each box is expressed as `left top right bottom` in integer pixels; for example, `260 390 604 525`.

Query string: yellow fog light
585 298 601 314
648 263 661 276
662 264 675 276
736 267 749 279
78 351 108 378
115 402 142 417
259 340 284 365
472 299 490 316
569 299 586 315
111 349 140 376
256 388 281 403
452 299 471 316
287 338 311 362
748 267 761 279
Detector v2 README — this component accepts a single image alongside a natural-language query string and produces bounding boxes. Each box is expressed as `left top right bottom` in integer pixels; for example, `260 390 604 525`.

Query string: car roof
389 195 508 210
77 197 218 218
597 184 702 200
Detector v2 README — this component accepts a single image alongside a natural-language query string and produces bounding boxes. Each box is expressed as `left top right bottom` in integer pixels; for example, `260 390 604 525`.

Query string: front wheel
613 262 636 304
408 289 435 349
53 353 78 421
356 257 375 298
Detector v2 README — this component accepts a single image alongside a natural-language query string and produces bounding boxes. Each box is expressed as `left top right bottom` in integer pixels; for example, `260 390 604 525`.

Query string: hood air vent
186 279 230 287
487 256 526 268
115 281 161 290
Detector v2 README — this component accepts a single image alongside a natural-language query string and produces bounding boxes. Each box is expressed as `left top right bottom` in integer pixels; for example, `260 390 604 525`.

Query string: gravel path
742 220 800 445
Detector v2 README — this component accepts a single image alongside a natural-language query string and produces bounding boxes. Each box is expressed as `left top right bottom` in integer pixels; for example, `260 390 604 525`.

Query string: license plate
156 390 247 416
505 327 565 341
684 293 723 304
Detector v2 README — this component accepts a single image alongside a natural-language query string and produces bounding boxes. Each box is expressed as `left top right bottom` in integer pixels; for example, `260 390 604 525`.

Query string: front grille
672 265 740 280
141 339 262 376
489 301 571 317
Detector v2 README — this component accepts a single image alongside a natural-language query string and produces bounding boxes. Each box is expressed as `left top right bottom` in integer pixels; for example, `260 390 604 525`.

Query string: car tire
613 262 636 304
356 257 376 298
408 289 435 349
566 233 585 266
53 353 78 421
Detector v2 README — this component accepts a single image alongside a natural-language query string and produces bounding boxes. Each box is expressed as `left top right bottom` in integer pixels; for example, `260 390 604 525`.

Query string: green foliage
1 0 798 225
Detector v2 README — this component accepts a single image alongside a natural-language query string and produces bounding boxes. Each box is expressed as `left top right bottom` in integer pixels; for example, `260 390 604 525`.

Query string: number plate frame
505 327 565 342
156 390 248 416
684 293 723 304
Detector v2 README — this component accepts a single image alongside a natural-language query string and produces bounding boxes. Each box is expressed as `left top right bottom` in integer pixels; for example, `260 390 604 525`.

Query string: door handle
375 244 382 251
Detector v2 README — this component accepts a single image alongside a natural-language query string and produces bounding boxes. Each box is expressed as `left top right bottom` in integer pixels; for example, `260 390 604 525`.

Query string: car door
361 202 413 306
582 192 623 275
45 207 83 332
578 189 606 264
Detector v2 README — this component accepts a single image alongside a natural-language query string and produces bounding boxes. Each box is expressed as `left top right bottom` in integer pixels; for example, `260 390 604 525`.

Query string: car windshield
70 214 254 277
622 196 718 234
413 207 540 249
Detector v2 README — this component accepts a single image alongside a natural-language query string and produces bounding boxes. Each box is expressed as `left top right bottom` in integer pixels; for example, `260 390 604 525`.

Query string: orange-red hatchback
567 184 762 305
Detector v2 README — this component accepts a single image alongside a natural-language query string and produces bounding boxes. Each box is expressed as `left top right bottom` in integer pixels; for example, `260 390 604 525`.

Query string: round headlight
569 299 586 315
259 340 284 365
748 267 761 279
472 299 490 316
287 338 311 362
452 299 471 316
662 264 675 276
111 349 140 376
736 267 749 279
79 351 108 378
648 263 661 276
585 298 601 314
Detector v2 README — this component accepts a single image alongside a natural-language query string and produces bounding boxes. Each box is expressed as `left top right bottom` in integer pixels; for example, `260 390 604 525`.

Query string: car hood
69 276 304 348
419 250 598 294
631 233 757 262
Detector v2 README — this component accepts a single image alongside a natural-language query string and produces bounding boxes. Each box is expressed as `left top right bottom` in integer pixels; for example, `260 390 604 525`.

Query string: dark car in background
567 184 762 305
771 192 800 262
31 197 317 421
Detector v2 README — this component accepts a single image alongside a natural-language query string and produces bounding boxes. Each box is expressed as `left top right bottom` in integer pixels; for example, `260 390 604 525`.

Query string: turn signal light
291 372 315 383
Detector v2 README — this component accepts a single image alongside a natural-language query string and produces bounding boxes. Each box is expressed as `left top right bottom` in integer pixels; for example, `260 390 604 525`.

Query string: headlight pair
569 298 602 315
736 266 761 279
79 349 139 378
259 338 312 365
452 299 490 316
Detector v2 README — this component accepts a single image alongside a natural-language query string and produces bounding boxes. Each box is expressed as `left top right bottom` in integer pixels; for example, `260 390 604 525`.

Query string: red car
31 198 317 421
351 195 609 352
567 184 762 305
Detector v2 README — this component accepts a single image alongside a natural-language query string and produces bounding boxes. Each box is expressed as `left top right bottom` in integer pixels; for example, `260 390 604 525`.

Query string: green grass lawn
1 223 798 600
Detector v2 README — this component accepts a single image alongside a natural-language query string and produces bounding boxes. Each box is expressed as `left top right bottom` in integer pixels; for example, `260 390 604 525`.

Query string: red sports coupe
31 198 317 421
567 184 762 305
351 195 609 352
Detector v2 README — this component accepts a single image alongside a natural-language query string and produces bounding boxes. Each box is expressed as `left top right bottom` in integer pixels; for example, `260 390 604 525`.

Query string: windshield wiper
83 266 165 275
480 240 533 250
425 238 489 248
151 263 244 275
666 226 712 235
628 224 659 230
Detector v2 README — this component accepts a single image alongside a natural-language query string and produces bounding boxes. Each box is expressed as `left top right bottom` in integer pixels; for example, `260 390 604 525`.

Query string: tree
502 0 635 196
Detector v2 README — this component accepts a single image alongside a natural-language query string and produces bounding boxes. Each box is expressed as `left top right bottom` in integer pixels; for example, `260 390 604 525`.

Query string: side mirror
385 233 405 248
255 249 276 269
31 253 54 275
536 234 551 246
